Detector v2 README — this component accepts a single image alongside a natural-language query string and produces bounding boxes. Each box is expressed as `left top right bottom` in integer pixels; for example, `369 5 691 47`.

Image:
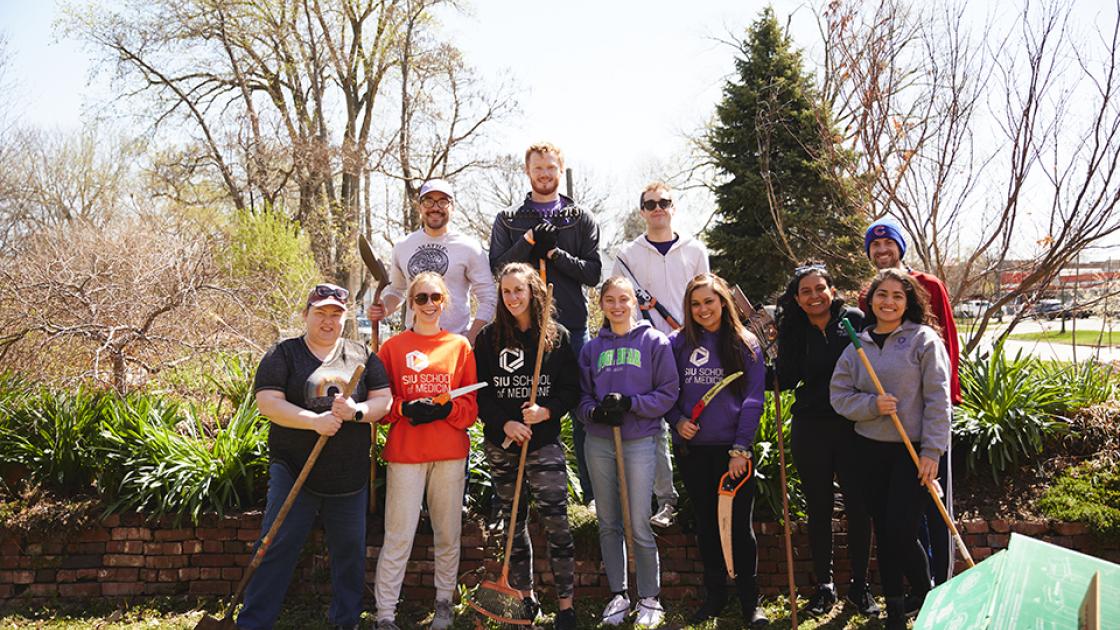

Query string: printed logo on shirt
407 243 450 277
304 365 353 412
896 336 907 346
689 347 710 367
499 347 525 373
596 347 642 370
405 350 430 372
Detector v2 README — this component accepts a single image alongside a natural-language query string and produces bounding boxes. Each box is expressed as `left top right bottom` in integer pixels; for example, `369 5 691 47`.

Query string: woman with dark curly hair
831 268 951 630
774 264 876 617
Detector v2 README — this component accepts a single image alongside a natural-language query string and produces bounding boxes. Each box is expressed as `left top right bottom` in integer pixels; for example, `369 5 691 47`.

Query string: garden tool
499 259 549 449
359 233 389 513
615 254 681 329
731 286 797 625
677 370 743 457
429 381 488 405
717 458 754 578
840 318 975 568
468 284 553 626
194 364 365 630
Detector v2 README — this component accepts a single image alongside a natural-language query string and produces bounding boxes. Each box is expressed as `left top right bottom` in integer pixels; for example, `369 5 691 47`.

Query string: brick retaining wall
1 512 1117 603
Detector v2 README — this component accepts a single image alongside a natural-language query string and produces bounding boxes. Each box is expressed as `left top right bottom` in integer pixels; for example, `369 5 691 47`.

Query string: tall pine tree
705 8 867 303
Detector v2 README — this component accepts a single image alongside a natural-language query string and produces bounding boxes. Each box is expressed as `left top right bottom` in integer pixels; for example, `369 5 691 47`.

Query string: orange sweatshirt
377 329 478 463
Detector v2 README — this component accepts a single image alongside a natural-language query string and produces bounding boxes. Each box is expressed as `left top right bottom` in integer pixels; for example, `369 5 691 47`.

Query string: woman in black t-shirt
240 283 393 630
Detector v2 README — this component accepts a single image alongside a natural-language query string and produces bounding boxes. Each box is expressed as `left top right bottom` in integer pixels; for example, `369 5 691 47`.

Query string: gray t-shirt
254 337 390 495
382 230 497 335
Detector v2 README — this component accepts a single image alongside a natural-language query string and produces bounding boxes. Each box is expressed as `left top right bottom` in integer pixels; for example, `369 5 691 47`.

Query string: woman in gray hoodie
830 269 951 630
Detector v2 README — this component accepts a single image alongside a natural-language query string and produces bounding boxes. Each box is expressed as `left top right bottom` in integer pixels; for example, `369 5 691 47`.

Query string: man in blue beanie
859 219 960 608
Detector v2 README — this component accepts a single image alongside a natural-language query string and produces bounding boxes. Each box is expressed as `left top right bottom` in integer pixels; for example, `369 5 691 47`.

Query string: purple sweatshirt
577 320 679 440
667 328 765 449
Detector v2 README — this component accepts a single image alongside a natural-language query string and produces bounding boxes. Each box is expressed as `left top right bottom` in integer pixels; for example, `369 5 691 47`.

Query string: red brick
110 527 152 541
59 583 102 597
104 554 145 568
199 567 223 580
221 567 243 581
1009 521 1048 536
182 541 203 554
1053 522 1089 536
202 541 223 553
189 581 231 595
145 555 187 569
26 583 58 597
990 518 1010 533
193 554 234 567
177 567 200 581
102 582 145 596
987 534 1010 548
963 520 990 534
154 528 192 541
196 528 236 540
144 542 182 555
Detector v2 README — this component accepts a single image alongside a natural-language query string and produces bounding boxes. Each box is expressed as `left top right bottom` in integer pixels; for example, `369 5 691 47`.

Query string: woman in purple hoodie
578 276 679 628
669 273 768 627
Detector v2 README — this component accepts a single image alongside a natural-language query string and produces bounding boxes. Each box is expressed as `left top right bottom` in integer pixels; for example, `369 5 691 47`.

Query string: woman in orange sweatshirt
373 272 478 630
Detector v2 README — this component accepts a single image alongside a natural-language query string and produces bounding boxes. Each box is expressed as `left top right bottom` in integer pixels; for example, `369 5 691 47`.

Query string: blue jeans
653 420 678 509
569 328 594 504
584 432 660 598
237 462 367 629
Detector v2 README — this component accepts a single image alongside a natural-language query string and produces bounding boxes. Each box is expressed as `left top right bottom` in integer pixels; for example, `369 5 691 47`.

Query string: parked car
1033 299 1064 319
1058 304 1093 319
954 299 992 319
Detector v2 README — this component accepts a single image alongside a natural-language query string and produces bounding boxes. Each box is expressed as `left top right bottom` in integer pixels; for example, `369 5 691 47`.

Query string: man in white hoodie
612 181 710 528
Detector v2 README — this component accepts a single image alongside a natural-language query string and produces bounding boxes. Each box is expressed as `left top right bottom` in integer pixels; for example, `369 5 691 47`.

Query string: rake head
467 578 533 627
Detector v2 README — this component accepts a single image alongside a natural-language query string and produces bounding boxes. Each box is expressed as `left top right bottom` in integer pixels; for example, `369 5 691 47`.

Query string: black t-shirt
254 337 390 495
869 330 890 349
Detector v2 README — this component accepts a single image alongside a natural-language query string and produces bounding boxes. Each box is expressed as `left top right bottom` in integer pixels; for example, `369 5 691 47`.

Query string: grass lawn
0 593 888 629
1007 329 1119 347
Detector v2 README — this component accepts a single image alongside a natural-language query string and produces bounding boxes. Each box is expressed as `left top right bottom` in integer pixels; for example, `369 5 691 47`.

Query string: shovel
359 233 390 513
194 364 366 630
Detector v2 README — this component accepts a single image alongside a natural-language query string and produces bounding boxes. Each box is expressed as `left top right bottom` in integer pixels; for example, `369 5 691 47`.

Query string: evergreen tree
705 7 867 303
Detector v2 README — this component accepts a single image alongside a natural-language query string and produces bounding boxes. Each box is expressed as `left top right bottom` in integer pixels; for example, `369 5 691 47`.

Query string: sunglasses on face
640 198 673 211
420 197 452 209
312 285 350 300
412 292 444 305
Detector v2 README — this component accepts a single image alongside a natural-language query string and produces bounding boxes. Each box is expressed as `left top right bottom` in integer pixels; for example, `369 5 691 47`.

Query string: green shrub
0 387 111 494
1037 458 1120 538
97 392 268 524
753 390 805 520
1038 358 1118 411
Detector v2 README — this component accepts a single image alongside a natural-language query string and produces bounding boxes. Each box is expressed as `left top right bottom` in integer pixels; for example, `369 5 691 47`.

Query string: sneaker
601 593 630 626
649 503 676 528
634 596 664 628
375 619 400 630
845 582 881 616
587 499 597 515
688 597 726 624
802 583 838 617
555 607 578 630
521 596 541 623
431 599 453 630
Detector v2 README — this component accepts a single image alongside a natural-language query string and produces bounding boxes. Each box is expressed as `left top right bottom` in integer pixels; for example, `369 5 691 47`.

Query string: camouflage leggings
484 441 575 599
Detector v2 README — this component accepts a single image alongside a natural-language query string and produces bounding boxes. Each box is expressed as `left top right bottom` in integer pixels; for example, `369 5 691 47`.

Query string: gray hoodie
830 319 951 460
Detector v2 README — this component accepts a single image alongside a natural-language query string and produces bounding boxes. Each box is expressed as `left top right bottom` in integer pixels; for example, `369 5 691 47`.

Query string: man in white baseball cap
368 179 496 345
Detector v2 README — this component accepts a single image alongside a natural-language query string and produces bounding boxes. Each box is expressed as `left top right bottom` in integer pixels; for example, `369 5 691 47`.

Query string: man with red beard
368 179 496 346
489 142 602 506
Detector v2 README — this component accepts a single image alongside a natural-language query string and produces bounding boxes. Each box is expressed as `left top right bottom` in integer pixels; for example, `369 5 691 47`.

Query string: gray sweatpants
374 458 466 620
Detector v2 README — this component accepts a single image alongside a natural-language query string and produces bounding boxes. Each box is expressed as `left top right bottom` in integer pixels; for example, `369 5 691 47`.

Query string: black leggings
676 444 759 610
855 435 931 598
791 417 872 587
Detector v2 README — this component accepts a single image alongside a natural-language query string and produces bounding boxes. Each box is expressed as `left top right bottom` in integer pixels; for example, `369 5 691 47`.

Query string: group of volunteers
241 141 961 630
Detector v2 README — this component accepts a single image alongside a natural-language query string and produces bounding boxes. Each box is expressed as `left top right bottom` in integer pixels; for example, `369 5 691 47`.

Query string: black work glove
402 399 453 425
591 403 623 427
532 221 558 257
601 393 633 413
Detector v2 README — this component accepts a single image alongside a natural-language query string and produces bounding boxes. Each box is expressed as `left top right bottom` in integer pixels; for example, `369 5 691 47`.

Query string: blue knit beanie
864 220 907 259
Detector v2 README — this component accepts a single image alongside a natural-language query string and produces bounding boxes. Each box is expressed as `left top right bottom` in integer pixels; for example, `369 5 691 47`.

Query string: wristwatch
354 410 364 422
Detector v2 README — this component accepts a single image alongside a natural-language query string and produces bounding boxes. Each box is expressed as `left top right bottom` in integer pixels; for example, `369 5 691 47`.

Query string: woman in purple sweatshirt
668 273 768 627
578 276 679 628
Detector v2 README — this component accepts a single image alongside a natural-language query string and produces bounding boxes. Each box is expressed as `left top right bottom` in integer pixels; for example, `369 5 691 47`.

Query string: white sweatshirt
611 233 710 336
382 230 497 335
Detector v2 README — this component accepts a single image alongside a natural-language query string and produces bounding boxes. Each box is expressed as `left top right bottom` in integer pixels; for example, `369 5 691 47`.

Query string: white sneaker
601 593 630 626
635 596 665 628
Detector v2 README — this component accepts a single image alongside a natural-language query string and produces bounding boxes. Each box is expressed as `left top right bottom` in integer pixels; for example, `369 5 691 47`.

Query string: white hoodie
611 233 710 336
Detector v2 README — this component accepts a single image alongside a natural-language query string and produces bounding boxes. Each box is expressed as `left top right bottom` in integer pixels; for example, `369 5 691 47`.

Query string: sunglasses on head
420 197 452 209
312 285 349 300
640 198 673 211
412 292 444 305
794 263 827 275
